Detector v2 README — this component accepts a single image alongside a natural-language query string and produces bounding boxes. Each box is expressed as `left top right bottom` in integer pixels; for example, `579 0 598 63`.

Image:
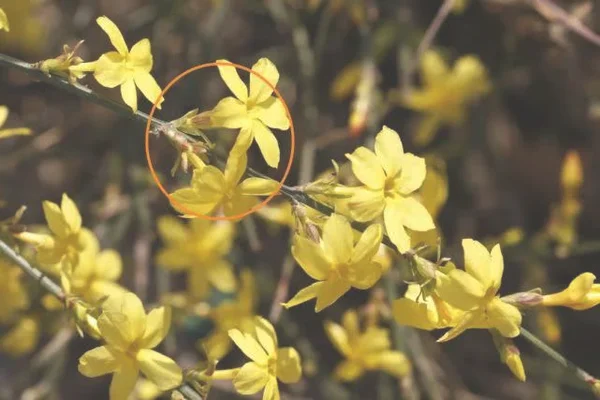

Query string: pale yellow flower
78 292 182 400
0 316 39 357
0 257 28 323
283 214 383 312
211 58 289 168
542 273 600 310
325 310 410 381
393 284 461 331
345 126 435 252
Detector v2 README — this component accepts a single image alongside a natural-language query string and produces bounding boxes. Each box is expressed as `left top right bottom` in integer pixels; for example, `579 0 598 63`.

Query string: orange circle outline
145 61 295 221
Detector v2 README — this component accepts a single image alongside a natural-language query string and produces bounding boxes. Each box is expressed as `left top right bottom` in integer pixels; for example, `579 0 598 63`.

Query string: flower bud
501 290 543 308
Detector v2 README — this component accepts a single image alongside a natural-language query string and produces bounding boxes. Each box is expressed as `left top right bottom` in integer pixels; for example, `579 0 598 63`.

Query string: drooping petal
282 282 323 309
249 58 279 104
128 39 153 73
97 16 129 55
210 97 249 129
374 126 404 178
322 214 353 264
207 259 237 293
462 238 492 288
134 73 164 109
254 97 289 130
291 236 330 281
351 223 383 265
232 361 269 395
262 376 280 400
345 147 385 190
96 250 122 281
136 349 183 390
109 364 139 400
315 277 351 312
217 59 248 101
324 321 350 356
252 121 280 168
396 153 427 195
275 347 302 383
61 193 82 233
254 316 277 355
139 307 171 349
42 200 68 238
120 78 138 112
396 196 435 232
334 360 364 381
435 269 485 310
78 346 119 377
383 200 411 253
229 329 269 364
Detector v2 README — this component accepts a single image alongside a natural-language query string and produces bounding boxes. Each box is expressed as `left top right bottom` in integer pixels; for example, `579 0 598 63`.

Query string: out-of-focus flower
452 0 470 14
71 16 163 112
0 0 45 55
400 51 490 146
393 283 461 331
436 239 522 341
345 126 435 252
283 214 383 312
210 58 289 168
542 272 600 310
0 106 31 139
325 309 411 381
0 316 39 356
78 292 182 400
0 8 8 32
0 257 28 323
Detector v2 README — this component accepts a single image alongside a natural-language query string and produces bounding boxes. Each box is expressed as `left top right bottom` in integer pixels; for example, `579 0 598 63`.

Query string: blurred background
1 0 600 399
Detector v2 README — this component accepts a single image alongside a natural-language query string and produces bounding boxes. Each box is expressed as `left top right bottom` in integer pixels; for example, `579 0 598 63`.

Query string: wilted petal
136 349 183 390
374 126 404 177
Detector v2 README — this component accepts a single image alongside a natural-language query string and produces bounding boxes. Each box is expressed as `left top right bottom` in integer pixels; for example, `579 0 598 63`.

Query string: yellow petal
188 268 210 299
0 128 31 139
61 193 81 233
210 97 249 128
322 214 353 264
345 147 385 190
376 351 411 377
0 8 9 32
252 121 280 168
437 310 481 342
392 298 438 330
324 321 350 356
487 298 522 338
249 58 279 104
383 201 411 253
78 346 119 377
348 261 382 289
225 190 258 217
140 307 171 349
109 363 139 400
462 239 492 288
489 244 504 292
121 78 138 112
435 269 485 310
231 123 255 155
136 349 183 390
315 277 351 312
129 39 153 73
396 196 435 232
96 249 122 281
94 52 128 88
282 282 323 309
224 151 247 190
134 73 164 109
291 236 330 281
374 126 404 177
169 187 218 217
232 361 269 395
420 51 449 87
414 115 442 147
239 177 280 196
334 360 364 381
263 376 280 400
42 200 68 238
207 259 237 292
99 292 146 348
217 59 248 101
275 347 302 383
254 316 277 355
157 215 187 242
351 223 383 265
229 329 269 364
254 97 289 130
0 106 7 127
347 187 386 222
396 153 426 195
342 310 360 338
97 16 129 55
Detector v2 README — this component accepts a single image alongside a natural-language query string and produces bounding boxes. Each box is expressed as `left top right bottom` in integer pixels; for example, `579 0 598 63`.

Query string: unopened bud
501 289 543 308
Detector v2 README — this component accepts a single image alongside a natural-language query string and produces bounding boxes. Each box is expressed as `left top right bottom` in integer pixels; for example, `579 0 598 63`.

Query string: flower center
267 355 277 376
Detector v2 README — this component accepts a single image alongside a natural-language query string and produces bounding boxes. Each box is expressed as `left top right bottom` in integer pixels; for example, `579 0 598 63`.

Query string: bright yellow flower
542 273 600 310
0 257 28 323
156 216 236 298
15 193 95 270
78 292 182 400
0 8 8 32
402 51 490 146
170 151 278 218
436 239 522 342
211 58 289 168
325 310 410 381
214 317 301 400
0 316 39 356
393 284 461 331
71 16 163 112
283 214 383 312
345 126 435 252
0 105 31 139
201 270 257 360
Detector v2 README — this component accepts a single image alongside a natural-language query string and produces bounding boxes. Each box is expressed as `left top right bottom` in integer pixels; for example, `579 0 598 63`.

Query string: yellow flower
0 105 31 139
133 379 162 400
155 216 236 298
0 316 39 357
211 58 289 168
393 284 461 331
0 8 8 32
215 317 301 400
283 214 383 312
170 151 278 218
0 256 28 323
402 51 490 146
201 270 257 360
542 273 600 310
63 246 126 305
78 292 182 400
15 193 95 270
71 16 163 112
325 310 410 381
435 239 522 342
345 126 435 252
